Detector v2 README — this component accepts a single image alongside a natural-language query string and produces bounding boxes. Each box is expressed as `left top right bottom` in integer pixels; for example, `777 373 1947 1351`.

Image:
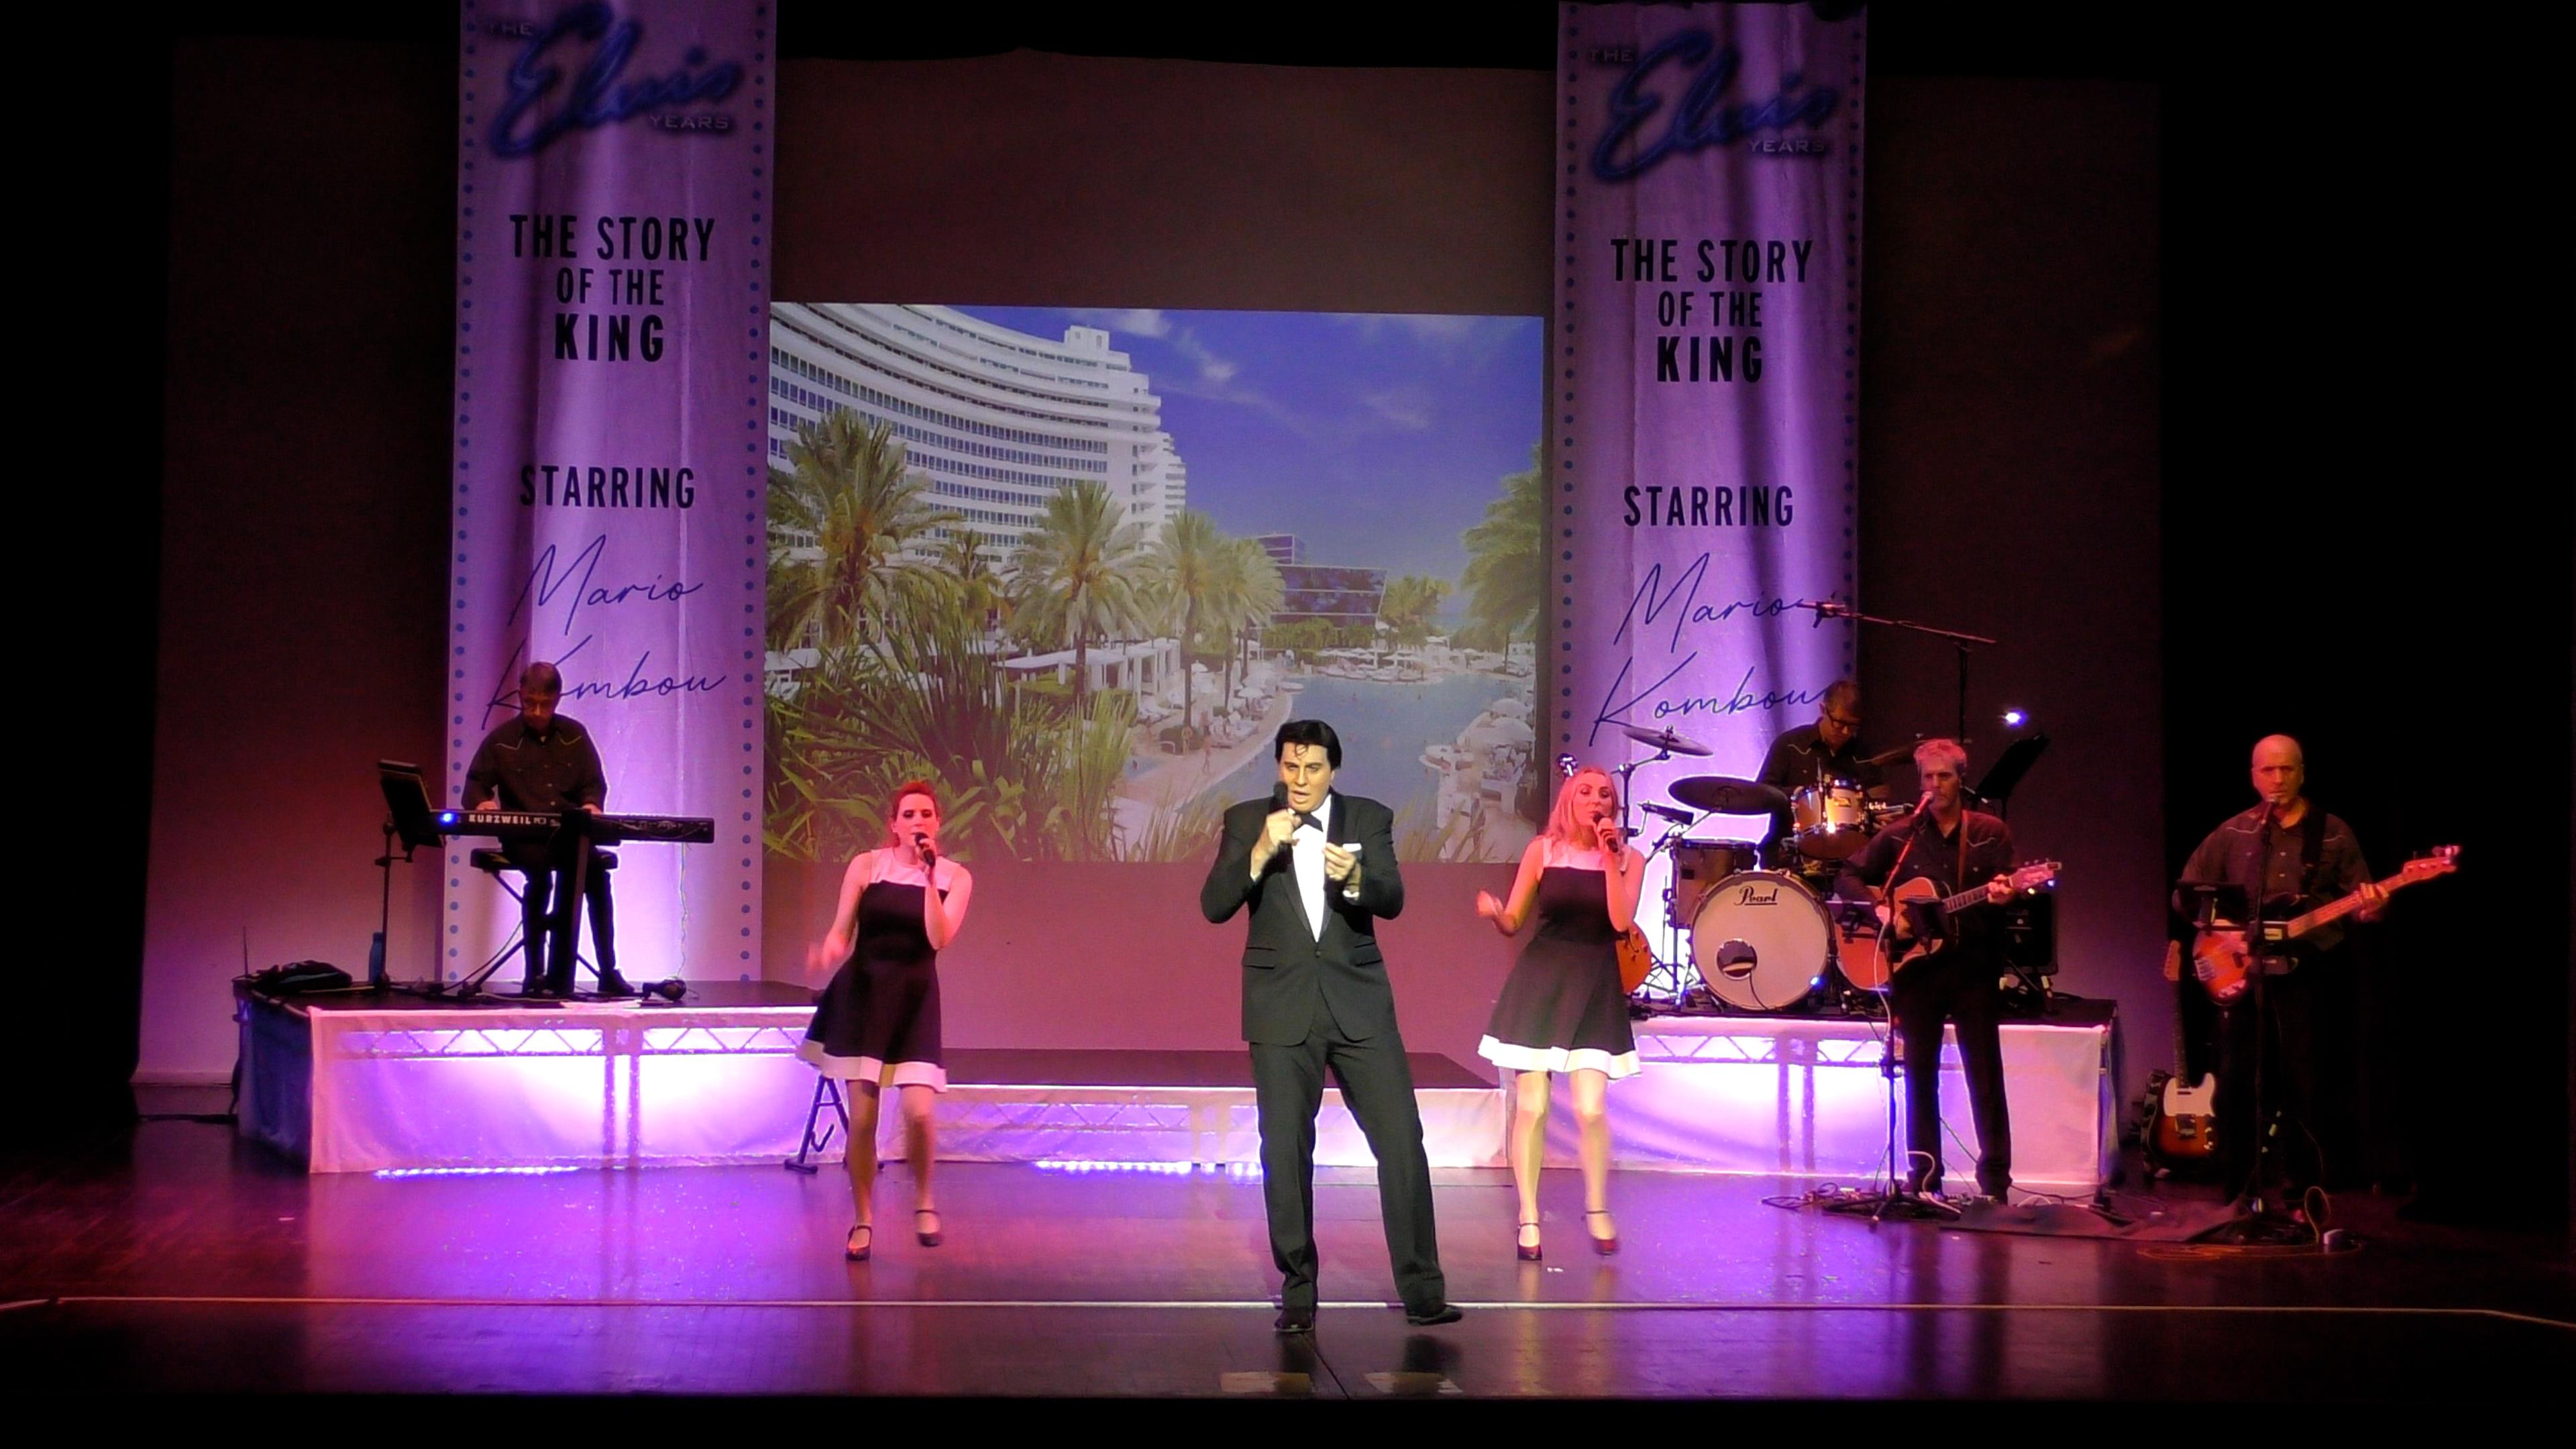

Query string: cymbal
1621 723 1714 757
1858 743 1917 767
1668 775 1790 816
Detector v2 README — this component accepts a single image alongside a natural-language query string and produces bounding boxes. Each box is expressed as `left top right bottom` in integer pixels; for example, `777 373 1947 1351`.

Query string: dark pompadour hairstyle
1273 718 1343 769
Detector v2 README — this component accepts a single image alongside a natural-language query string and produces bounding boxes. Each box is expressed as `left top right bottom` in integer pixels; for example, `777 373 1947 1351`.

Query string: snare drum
1790 782 1872 861
1670 839 1763 923
1689 870 1831 1012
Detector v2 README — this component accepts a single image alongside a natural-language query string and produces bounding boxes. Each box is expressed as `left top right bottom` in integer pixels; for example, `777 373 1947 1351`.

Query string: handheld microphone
914 830 936 865
1270 782 1289 810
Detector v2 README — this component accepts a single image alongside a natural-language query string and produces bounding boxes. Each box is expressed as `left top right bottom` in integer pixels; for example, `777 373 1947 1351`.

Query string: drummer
1756 680 1887 865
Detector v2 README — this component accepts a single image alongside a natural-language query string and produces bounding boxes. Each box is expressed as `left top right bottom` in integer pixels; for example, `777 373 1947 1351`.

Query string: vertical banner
1558 4 1864 924
445 1 772 984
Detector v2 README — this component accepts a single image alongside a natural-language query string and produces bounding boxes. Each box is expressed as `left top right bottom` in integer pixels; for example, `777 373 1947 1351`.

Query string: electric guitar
1838 861 2062 991
2150 939 2218 1164
2192 846 2459 1002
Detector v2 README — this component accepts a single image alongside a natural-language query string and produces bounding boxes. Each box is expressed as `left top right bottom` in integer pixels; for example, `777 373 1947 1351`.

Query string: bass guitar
2192 846 2458 1002
1839 861 2062 991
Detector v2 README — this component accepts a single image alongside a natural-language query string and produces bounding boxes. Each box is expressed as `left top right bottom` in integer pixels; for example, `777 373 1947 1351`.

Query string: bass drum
1689 871 1831 1012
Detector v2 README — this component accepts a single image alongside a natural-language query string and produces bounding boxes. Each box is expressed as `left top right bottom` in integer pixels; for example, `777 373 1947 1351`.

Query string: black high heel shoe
1585 1209 1619 1256
914 1208 943 1247
844 1224 872 1262
1515 1220 1543 1262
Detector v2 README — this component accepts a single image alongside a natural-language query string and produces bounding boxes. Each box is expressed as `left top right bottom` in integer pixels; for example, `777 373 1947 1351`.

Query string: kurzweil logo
1589 33 1837 181
491 2 744 159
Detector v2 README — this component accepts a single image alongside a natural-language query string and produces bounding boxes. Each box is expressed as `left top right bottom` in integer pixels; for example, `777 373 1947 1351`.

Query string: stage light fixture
2002 709 2027 729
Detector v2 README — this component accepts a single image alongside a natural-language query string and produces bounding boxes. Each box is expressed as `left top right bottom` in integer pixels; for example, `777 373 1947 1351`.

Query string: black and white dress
1477 841 1642 1078
798 853 951 1091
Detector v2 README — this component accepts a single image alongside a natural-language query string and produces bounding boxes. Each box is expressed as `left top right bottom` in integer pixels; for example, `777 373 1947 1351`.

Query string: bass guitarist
2174 734 2383 1198
1835 738 2019 1201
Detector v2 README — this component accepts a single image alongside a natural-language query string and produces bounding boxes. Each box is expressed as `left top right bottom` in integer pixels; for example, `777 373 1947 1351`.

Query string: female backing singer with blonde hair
798 782 975 1261
1474 765 1644 1259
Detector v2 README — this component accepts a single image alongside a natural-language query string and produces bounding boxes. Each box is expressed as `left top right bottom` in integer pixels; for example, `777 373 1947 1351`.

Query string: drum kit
1611 722 1916 1012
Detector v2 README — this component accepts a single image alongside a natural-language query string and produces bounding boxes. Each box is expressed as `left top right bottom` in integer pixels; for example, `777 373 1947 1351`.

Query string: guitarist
1836 739 2021 1201
2174 735 2383 1197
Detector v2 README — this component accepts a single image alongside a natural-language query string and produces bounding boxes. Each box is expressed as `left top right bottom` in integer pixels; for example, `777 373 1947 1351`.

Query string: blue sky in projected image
953 307 1540 596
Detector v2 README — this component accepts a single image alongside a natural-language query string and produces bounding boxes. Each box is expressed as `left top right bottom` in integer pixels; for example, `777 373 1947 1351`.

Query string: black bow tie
1293 811 1323 833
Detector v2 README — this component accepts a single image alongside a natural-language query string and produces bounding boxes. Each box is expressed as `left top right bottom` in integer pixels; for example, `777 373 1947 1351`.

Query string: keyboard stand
425 845 615 1002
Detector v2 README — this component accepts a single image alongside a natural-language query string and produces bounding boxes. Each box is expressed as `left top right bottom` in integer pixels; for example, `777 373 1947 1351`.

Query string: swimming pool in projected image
1203 670 1538 859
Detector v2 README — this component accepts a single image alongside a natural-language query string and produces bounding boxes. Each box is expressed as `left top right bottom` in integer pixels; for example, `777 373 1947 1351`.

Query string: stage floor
3 1101 2569 1401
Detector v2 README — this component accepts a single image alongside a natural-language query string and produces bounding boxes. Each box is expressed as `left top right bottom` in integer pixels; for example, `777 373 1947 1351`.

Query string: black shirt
1837 808 2017 952
1757 721 1883 855
2177 804 2370 954
1757 721 1884 795
463 715 608 814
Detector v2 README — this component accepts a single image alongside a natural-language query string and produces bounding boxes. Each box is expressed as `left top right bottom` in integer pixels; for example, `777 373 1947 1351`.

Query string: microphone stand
1796 602 1997 746
1821 808 1957 1224
2196 809 2303 1243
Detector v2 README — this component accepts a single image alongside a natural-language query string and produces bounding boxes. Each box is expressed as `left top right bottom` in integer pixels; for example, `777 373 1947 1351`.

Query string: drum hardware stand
1609 745 1673 841
1639 816 1698 1004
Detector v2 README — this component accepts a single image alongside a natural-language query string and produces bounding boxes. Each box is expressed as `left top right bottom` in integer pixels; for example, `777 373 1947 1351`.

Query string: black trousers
515 843 616 992
2216 970 2328 1195
1248 998 1446 1315
1890 949 2012 1196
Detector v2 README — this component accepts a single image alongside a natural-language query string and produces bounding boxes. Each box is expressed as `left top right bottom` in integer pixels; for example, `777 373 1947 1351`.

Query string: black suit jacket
1199 791 1406 1046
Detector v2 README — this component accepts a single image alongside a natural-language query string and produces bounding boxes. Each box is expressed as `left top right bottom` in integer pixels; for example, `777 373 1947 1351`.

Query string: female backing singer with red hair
800 782 975 1261
1474 765 1644 1259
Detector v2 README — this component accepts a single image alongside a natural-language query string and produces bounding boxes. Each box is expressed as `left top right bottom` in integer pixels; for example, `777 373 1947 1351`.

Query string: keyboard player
462 661 633 998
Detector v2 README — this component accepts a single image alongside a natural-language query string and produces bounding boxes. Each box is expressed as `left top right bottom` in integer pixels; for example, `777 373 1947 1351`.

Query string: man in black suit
1199 719 1457 1333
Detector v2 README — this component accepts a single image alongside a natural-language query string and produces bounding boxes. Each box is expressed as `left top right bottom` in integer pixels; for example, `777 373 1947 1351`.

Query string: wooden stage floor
3 1099 2569 1403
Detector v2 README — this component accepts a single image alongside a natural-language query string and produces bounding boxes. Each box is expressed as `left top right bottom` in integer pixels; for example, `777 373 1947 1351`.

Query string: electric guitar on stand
2150 940 2218 1166
2192 846 2459 1002
1839 862 2062 991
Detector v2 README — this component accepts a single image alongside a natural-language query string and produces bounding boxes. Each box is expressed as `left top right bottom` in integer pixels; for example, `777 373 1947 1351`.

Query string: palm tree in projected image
1143 508 1226 740
1008 478 1144 714
1379 574 1454 649
1457 443 1546 653
1216 537 1285 707
767 411 960 652
934 526 1004 636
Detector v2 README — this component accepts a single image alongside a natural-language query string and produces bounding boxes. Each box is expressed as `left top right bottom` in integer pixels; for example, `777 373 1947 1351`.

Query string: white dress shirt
1291 793 1340 941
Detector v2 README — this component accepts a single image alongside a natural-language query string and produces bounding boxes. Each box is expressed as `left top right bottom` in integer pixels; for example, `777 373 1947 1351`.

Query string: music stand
372 762 443 989
1970 732 2050 818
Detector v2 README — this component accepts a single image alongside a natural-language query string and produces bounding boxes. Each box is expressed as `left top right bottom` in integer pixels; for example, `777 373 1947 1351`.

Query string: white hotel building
767 303 1186 556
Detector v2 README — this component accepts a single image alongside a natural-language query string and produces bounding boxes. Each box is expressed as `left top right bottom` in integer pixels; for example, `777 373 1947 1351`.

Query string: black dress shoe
1403 1304 1462 1326
594 972 636 998
1274 1305 1316 1335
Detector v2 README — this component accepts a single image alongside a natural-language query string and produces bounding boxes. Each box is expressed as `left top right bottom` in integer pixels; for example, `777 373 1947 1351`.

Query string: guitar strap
2298 809 2330 903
